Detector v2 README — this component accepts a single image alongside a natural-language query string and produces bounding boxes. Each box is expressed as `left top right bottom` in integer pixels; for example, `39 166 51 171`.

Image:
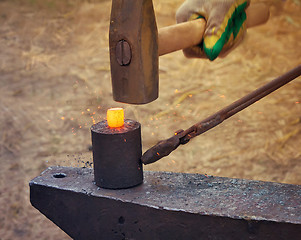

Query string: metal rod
181 64 301 141
142 65 301 165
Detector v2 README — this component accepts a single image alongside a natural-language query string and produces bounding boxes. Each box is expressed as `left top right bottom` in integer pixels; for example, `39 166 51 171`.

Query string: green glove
176 0 250 61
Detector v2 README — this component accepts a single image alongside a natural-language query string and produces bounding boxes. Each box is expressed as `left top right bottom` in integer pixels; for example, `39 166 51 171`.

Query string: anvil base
30 166 301 240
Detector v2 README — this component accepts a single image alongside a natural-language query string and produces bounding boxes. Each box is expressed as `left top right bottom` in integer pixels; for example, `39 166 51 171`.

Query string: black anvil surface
30 166 301 240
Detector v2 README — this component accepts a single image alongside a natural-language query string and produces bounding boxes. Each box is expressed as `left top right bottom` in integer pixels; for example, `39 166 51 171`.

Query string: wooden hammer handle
158 3 270 56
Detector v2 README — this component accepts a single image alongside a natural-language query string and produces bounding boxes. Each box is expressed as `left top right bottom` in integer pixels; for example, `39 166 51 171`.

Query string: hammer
109 1 270 104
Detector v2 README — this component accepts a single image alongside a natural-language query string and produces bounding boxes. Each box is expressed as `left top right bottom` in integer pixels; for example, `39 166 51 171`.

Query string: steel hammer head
109 0 159 104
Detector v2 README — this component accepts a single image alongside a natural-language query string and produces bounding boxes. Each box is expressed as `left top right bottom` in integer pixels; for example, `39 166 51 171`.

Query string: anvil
30 166 301 240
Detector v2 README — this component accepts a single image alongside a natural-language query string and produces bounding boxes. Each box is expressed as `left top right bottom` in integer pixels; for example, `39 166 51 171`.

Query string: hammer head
109 0 159 104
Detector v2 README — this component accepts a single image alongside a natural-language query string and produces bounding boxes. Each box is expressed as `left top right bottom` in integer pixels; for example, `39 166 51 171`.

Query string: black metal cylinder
91 119 143 189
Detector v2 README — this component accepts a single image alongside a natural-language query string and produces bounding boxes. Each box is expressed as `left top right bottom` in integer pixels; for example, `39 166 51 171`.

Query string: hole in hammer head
53 173 67 178
118 216 125 224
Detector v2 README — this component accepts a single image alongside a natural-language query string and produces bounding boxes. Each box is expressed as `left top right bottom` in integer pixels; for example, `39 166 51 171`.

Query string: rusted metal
30 166 301 240
91 120 143 189
109 0 158 104
142 65 301 164
115 40 132 66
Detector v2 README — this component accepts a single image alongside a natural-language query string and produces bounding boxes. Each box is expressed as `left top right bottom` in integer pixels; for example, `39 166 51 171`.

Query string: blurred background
0 0 300 239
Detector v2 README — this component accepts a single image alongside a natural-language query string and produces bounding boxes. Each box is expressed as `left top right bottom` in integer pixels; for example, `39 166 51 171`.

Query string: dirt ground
0 0 300 239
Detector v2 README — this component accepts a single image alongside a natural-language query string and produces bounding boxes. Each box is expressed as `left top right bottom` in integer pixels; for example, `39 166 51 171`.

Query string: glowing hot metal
107 107 124 128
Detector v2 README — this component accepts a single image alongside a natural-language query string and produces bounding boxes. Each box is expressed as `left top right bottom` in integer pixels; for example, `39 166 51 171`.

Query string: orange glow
107 108 124 128
91 116 96 125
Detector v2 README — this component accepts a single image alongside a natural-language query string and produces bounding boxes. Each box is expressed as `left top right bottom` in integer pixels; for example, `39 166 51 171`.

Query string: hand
176 0 250 61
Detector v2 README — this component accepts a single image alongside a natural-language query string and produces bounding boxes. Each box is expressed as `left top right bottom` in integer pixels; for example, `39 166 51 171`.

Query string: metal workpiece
109 0 159 104
91 120 143 189
30 166 301 240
